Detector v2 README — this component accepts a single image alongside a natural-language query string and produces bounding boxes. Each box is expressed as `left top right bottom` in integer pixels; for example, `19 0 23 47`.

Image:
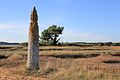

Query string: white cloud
0 22 116 42
61 29 111 42
0 22 29 42
0 22 28 33
0 23 14 30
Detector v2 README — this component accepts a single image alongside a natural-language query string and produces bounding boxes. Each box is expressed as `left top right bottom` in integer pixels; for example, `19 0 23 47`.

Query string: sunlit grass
0 46 120 80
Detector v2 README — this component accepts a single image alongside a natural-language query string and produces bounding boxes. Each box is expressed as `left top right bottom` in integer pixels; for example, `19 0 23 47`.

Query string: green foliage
40 25 64 46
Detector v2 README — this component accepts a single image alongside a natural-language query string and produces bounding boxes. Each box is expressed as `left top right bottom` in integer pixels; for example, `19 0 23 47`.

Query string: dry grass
0 46 120 80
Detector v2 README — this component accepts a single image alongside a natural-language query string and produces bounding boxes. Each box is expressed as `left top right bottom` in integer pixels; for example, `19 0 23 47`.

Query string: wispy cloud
0 23 15 30
0 22 28 32
61 28 111 42
0 22 28 42
0 22 116 42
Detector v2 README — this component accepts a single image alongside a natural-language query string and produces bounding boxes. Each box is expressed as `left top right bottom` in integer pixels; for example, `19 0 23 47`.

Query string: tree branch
50 36 54 40
39 36 42 39
56 38 61 43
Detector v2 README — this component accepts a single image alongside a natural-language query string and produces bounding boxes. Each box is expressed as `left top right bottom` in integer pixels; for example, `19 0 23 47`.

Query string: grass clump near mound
50 69 120 80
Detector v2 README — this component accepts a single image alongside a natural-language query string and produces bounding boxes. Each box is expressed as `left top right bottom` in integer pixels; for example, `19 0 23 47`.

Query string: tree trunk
53 34 57 45
27 7 39 70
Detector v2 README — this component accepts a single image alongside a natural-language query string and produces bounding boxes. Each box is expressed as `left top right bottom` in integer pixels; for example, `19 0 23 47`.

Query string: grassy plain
0 45 120 80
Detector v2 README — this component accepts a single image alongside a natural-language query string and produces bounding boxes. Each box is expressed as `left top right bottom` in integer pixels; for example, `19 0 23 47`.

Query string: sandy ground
0 67 46 80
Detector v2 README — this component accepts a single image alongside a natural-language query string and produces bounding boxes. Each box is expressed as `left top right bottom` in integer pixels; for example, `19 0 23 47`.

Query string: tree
104 42 112 46
27 7 39 70
41 25 64 45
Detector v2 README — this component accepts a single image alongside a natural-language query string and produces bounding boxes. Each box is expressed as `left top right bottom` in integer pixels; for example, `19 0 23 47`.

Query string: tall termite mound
27 7 39 70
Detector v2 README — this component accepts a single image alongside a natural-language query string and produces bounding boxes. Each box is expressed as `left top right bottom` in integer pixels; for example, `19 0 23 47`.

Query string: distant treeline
59 42 120 46
1 41 120 46
0 42 19 45
20 42 120 46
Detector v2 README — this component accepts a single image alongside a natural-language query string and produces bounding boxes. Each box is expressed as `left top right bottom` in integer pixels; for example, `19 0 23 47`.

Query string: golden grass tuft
0 46 120 80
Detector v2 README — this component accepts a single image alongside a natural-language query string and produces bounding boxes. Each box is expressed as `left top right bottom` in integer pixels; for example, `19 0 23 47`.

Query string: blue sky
0 0 120 42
